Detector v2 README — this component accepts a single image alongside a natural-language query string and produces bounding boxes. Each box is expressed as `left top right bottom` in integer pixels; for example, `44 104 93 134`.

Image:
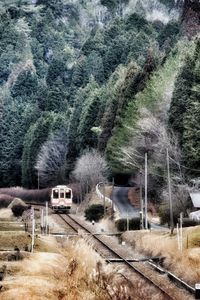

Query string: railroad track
28 203 195 299
58 214 194 300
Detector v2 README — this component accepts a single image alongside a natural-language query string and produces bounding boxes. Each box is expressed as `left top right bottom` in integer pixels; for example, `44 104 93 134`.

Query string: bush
11 204 26 217
159 205 179 226
0 194 13 208
181 218 200 228
115 218 150 231
85 204 104 222
0 187 51 203
11 204 27 217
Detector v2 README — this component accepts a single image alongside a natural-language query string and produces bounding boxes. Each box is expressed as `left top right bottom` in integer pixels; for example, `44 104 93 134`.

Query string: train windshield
60 190 65 198
65 190 71 199
53 190 59 199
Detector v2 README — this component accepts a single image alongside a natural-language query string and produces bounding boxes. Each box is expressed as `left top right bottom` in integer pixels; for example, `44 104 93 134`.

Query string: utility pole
37 170 40 190
144 153 148 229
111 177 115 219
140 170 144 229
167 148 174 234
103 182 106 217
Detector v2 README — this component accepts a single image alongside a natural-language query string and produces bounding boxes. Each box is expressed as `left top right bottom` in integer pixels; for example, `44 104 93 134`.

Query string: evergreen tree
0 99 39 187
22 112 67 187
85 51 105 84
10 69 38 100
169 50 196 144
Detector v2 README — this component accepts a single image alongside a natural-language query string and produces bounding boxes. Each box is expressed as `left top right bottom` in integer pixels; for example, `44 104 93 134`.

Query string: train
50 185 73 213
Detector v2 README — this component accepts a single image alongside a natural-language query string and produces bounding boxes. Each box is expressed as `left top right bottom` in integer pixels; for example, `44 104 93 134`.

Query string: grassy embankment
123 226 200 285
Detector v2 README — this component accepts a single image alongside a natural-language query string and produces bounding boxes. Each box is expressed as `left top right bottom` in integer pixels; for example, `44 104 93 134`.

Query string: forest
0 0 200 205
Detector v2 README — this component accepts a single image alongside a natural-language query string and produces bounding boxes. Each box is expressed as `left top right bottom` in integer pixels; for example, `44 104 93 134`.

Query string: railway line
27 203 195 299
57 214 194 300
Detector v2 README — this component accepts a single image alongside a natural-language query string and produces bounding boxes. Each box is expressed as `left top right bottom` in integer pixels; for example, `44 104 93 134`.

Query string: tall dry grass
123 227 200 285
0 237 161 300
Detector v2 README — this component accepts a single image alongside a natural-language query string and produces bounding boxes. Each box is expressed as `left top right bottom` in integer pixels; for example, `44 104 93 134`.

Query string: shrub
12 204 27 217
115 218 150 231
159 204 179 226
0 194 13 208
0 187 51 203
181 218 200 228
10 200 27 217
85 204 104 222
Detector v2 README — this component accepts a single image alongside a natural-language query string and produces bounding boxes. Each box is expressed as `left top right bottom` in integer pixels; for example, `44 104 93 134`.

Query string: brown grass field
0 236 160 300
123 226 200 286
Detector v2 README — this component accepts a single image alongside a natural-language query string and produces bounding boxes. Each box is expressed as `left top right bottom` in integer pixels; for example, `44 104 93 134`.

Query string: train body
51 185 73 213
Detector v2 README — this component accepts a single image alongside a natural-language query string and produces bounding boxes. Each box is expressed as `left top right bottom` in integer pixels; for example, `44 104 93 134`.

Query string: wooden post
187 235 189 249
45 202 48 235
167 148 174 234
144 153 148 230
177 223 180 250
31 207 35 253
41 208 44 234
140 170 144 229
180 212 183 252
127 212 129 231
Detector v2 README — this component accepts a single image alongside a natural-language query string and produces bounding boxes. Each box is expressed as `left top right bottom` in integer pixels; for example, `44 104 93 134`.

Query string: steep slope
0 0 197 189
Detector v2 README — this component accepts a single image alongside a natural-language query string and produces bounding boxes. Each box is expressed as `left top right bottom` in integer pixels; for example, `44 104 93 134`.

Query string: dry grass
123 226 200 285
0 231 53 252
0 209 14 220
0 236 158 300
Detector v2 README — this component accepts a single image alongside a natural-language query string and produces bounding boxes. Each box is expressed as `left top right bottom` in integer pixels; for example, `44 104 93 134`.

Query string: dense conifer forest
0 0 200 194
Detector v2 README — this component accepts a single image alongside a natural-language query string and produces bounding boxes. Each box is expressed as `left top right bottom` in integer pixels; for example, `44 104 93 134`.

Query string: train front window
65 190 71 199
60 190 64 198
53 190 59 199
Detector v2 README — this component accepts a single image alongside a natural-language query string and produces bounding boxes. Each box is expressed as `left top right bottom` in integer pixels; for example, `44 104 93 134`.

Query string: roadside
122 226 200 286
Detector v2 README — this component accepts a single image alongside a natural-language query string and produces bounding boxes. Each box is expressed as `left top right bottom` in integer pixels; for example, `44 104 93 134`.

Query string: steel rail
58 214 179 300
29 204 194 299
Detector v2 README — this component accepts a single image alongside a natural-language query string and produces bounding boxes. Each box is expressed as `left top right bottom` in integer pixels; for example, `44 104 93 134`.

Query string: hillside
0 0 199 199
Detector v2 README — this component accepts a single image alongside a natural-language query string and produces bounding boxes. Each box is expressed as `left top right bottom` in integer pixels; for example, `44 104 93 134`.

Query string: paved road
112 186 168 230
112 186 140 219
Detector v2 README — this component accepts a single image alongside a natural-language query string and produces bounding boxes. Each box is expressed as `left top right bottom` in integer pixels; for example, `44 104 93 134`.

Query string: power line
169 156 200 173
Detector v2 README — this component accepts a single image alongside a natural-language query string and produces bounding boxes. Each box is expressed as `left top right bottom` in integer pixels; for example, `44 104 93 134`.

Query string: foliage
159 183 192 225
107 45 186 173
159 204 179 225
22 112 68 187
0 99 39 187
115 218 150 231
11 203 27 217
0 0 192 189
169 39 200 174
85 204 104 222
0 194 13 208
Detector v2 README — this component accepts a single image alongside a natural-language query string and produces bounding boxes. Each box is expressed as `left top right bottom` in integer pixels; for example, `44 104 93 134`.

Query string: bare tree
72 149 109 194
119 109 181 176
35 131 68 187
118 109 182 201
